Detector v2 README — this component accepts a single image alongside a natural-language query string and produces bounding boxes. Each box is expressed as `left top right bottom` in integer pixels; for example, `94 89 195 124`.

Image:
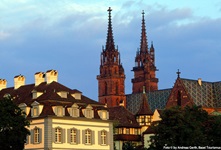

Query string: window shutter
63 108 65 116
26 135 29 144
62 129 66 143
77 109 79 117
106 131 109 145
52 128 55 143
31 129 34 144
67 129 70 143
82 130 85 144
31 108 33 117
69 108 72 117
98 131 101 145
107 112 109 120
77 130 80 144
54 107 57 116
91 131 95 145
39 128 42 143
91 110 94 118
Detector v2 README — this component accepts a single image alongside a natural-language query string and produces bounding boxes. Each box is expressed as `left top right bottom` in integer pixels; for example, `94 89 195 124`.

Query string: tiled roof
180 78 221 108
0 81 106 119
108 106 140 128
126 89 171 114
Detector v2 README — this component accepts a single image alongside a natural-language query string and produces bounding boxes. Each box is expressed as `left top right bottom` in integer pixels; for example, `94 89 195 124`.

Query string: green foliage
0 97 30 150
122 142 135 150
148 105 221 149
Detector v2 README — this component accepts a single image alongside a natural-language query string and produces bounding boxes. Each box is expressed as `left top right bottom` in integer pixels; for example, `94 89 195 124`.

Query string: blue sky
1 0 221 100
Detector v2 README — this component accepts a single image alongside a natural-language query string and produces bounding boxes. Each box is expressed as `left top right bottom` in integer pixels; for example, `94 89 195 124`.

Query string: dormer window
83 105 94 119
31 101 43 118
98 110 109 120
68 104 79 117
32 90 43 99
18 103 30 117
57 91 68 98
33 107 38 117
53 106 64 117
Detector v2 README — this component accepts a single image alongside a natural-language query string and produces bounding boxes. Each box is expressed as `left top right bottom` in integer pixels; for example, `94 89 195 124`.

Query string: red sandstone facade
97 7 126 107
131 11 158 93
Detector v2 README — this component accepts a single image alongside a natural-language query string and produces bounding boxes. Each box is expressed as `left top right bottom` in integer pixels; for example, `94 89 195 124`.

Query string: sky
0 0 221 101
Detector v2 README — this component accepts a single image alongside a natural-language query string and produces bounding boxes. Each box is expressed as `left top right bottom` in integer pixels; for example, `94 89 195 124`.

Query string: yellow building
0 70 114 150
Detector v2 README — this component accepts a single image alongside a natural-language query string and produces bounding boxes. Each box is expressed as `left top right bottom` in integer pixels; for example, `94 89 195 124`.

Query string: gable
166 78 194 108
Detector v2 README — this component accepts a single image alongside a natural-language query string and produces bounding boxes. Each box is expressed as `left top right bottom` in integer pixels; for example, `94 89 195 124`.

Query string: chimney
14 75 25 89
198 78 202 86
35 72 45 86
46 70 58 84
0 79 7 90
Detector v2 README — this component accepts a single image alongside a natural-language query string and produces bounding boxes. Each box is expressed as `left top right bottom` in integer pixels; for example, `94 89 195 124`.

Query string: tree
122 142 135 150
0 96 30 150
148 105 221 149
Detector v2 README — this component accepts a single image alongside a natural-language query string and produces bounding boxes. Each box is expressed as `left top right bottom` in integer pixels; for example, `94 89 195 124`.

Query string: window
101 131 107 145
31 101 43 117
70 129 77 144
84 105 94 118
53 127 65 144
85 129 91 144
68 104 80 117
83 129 94 145
126 128 130 134
72 108 79 117
98 110 109 120
68 128 80 144
55 128 62 143
34 128 40 143
31 127 41 144
134 128 138 135
114 128 118 134
33 107 38 116
57 107 63 116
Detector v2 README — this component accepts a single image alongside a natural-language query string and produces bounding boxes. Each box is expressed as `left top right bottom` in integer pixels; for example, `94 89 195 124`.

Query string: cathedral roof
180 78 221 108
126 89 171 114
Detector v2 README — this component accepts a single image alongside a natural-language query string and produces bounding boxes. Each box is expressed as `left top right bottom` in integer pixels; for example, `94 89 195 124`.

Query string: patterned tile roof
180 78 221 108
126 89 171 114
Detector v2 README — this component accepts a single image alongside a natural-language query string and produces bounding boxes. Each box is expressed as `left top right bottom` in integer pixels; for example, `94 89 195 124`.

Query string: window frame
101 130 107 145
55 128 62 143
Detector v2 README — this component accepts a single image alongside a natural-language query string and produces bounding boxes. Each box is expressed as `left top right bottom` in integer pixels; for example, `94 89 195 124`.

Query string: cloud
0 31 11 40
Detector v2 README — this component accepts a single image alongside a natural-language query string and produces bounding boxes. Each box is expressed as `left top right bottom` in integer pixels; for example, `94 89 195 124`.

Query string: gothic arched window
177 91 181 106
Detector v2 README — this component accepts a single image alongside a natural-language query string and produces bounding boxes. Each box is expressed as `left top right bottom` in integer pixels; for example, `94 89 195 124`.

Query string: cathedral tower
97 7 126 107
131 11 158 93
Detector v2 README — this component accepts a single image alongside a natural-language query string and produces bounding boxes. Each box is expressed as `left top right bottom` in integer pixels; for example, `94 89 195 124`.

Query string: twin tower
97 7 158 107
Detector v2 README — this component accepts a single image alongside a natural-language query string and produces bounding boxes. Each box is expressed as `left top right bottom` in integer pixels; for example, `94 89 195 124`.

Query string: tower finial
106 7 115 51
143 86 146 93
177 69 181 78
140 10 148 53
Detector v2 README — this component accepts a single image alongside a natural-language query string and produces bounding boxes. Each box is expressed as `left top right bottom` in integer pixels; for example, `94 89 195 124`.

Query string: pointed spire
136 86 153 115
140 10 148 53
106 7 115 51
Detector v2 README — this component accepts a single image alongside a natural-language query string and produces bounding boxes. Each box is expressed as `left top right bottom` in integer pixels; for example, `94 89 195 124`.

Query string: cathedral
97 7 221 149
